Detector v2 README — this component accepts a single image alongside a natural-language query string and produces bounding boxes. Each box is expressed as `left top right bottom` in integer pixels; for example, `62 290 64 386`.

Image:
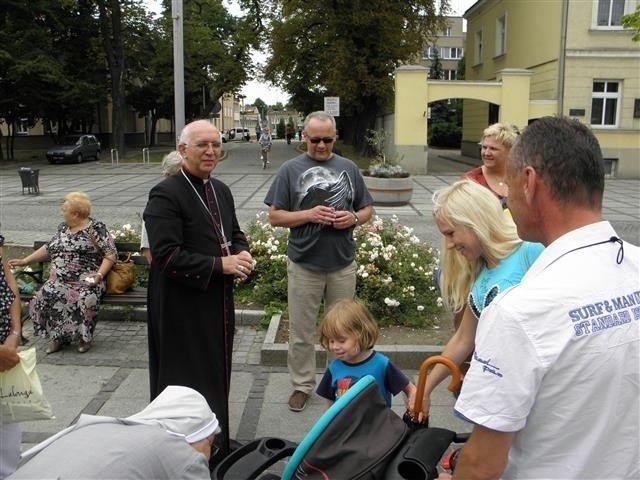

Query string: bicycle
260 144 271 169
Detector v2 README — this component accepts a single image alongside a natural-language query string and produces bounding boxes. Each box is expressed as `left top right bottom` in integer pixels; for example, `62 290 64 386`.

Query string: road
0 139 637 248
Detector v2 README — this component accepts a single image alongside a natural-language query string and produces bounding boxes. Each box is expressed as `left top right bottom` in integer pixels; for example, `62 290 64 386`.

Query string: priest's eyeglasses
188 141 222 150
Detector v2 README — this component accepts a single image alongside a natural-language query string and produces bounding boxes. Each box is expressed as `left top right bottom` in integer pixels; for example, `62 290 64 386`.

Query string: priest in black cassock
143 120 255 459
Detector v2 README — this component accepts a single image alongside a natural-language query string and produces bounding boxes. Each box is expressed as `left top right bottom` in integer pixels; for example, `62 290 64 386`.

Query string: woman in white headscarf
10 386 219 479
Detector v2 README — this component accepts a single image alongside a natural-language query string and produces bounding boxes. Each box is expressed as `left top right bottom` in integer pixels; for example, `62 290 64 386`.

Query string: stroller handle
412 355 462 416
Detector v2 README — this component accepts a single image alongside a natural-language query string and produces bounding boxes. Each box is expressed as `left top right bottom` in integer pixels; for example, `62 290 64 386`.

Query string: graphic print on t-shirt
294 166 354 239
336 376 358 398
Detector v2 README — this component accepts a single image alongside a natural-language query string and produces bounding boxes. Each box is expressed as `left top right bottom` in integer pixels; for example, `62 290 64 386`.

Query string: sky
145 0 477 106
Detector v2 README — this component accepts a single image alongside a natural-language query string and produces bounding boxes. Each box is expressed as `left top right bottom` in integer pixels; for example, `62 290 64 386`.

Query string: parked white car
222 128 251 143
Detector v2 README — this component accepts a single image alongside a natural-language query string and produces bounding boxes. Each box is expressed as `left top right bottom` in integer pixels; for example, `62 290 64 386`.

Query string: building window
442 47 463 59
596 0 625 26
474 30 483 65
43 120 58 135
424 46 440 59
495 15 506 56
591 80 620 126
443 26 452 36
444 70 458 80
16 118 29 135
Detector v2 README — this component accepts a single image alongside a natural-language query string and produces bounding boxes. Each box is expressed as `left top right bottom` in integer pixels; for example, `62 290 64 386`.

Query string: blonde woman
10 192 117 354
317 298 417 411
421 180 543 415
462 122 520 208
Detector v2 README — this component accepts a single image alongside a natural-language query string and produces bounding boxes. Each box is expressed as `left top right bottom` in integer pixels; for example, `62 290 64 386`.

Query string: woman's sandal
77 341 92 353
45 340 63 355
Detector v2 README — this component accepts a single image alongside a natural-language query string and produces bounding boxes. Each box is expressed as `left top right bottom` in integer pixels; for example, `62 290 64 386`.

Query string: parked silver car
46 135 101 164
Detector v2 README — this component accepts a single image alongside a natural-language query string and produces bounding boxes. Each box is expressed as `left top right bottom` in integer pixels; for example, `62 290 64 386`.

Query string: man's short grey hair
303 111 336 132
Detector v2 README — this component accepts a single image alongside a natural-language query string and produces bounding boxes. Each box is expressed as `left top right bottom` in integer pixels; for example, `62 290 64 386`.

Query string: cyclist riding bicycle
258 128 273 169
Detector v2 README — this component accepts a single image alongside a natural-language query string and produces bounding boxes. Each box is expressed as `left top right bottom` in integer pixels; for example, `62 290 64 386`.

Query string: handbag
0 347 54 423
106 253 135 294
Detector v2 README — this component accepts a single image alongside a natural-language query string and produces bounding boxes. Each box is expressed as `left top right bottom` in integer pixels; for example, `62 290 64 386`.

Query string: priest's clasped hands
224 250 255 280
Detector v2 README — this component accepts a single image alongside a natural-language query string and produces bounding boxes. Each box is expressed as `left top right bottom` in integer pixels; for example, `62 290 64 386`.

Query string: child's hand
403 382 425 423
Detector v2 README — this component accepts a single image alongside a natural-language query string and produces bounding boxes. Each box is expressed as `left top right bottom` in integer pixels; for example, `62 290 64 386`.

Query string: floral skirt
30 280 102 343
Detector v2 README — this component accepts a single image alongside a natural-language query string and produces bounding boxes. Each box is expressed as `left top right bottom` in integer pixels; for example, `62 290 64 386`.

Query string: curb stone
260 314 444 369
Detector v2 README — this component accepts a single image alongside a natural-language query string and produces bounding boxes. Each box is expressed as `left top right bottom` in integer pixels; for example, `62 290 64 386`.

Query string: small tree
277 118 286 138
363 129 408 178
622 5 640 41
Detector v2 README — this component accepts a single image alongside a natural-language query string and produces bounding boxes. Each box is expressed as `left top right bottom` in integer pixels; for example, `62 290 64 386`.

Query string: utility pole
172 0 185 144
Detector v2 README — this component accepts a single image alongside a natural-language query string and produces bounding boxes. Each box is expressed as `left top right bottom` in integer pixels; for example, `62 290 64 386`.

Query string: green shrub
235 213 444 328
428 122 462 148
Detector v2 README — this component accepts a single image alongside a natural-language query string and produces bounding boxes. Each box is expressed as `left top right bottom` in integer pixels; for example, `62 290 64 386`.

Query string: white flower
360 271 369 279
417 305 425 311
384 297 400 307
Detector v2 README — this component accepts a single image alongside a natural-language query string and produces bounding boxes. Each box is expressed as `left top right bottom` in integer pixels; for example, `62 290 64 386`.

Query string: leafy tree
622 5 640 41
263 0 448 153
277 117 286 138
428 49 455 125
125 5 173 145
0 1 107 159
128 0 256 132
428 47 444 80
45 0 107 138
97 0 128 156
254 98 268 121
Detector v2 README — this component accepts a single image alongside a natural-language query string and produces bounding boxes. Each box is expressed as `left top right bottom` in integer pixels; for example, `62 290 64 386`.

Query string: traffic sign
324 97 340 117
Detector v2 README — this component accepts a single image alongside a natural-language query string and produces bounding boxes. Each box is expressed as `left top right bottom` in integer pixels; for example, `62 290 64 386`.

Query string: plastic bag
0 347 54 423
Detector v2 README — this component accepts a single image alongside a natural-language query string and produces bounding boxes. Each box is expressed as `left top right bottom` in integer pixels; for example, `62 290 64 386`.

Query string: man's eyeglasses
187 141 222 150
308 137 335 144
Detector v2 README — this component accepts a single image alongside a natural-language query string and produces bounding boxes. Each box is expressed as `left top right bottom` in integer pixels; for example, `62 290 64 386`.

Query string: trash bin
18 167 40 195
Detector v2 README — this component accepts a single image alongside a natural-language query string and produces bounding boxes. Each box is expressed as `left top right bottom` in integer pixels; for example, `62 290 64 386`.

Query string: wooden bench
16 241 149 309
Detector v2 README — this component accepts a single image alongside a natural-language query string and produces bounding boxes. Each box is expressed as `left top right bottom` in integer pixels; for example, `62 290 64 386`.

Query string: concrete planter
363 175 414 206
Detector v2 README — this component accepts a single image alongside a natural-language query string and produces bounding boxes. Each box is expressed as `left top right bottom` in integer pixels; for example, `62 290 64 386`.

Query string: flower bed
236 213 443 328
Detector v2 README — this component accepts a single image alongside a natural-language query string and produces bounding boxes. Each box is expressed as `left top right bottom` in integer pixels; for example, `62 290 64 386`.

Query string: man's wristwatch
353 213 359 226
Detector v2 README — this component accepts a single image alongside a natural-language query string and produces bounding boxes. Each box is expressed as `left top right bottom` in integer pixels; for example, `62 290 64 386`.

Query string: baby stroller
213 355 467 480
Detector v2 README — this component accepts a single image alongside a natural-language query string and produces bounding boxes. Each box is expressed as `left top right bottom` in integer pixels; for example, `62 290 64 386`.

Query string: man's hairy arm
450 425 514 480
268 204 335 228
